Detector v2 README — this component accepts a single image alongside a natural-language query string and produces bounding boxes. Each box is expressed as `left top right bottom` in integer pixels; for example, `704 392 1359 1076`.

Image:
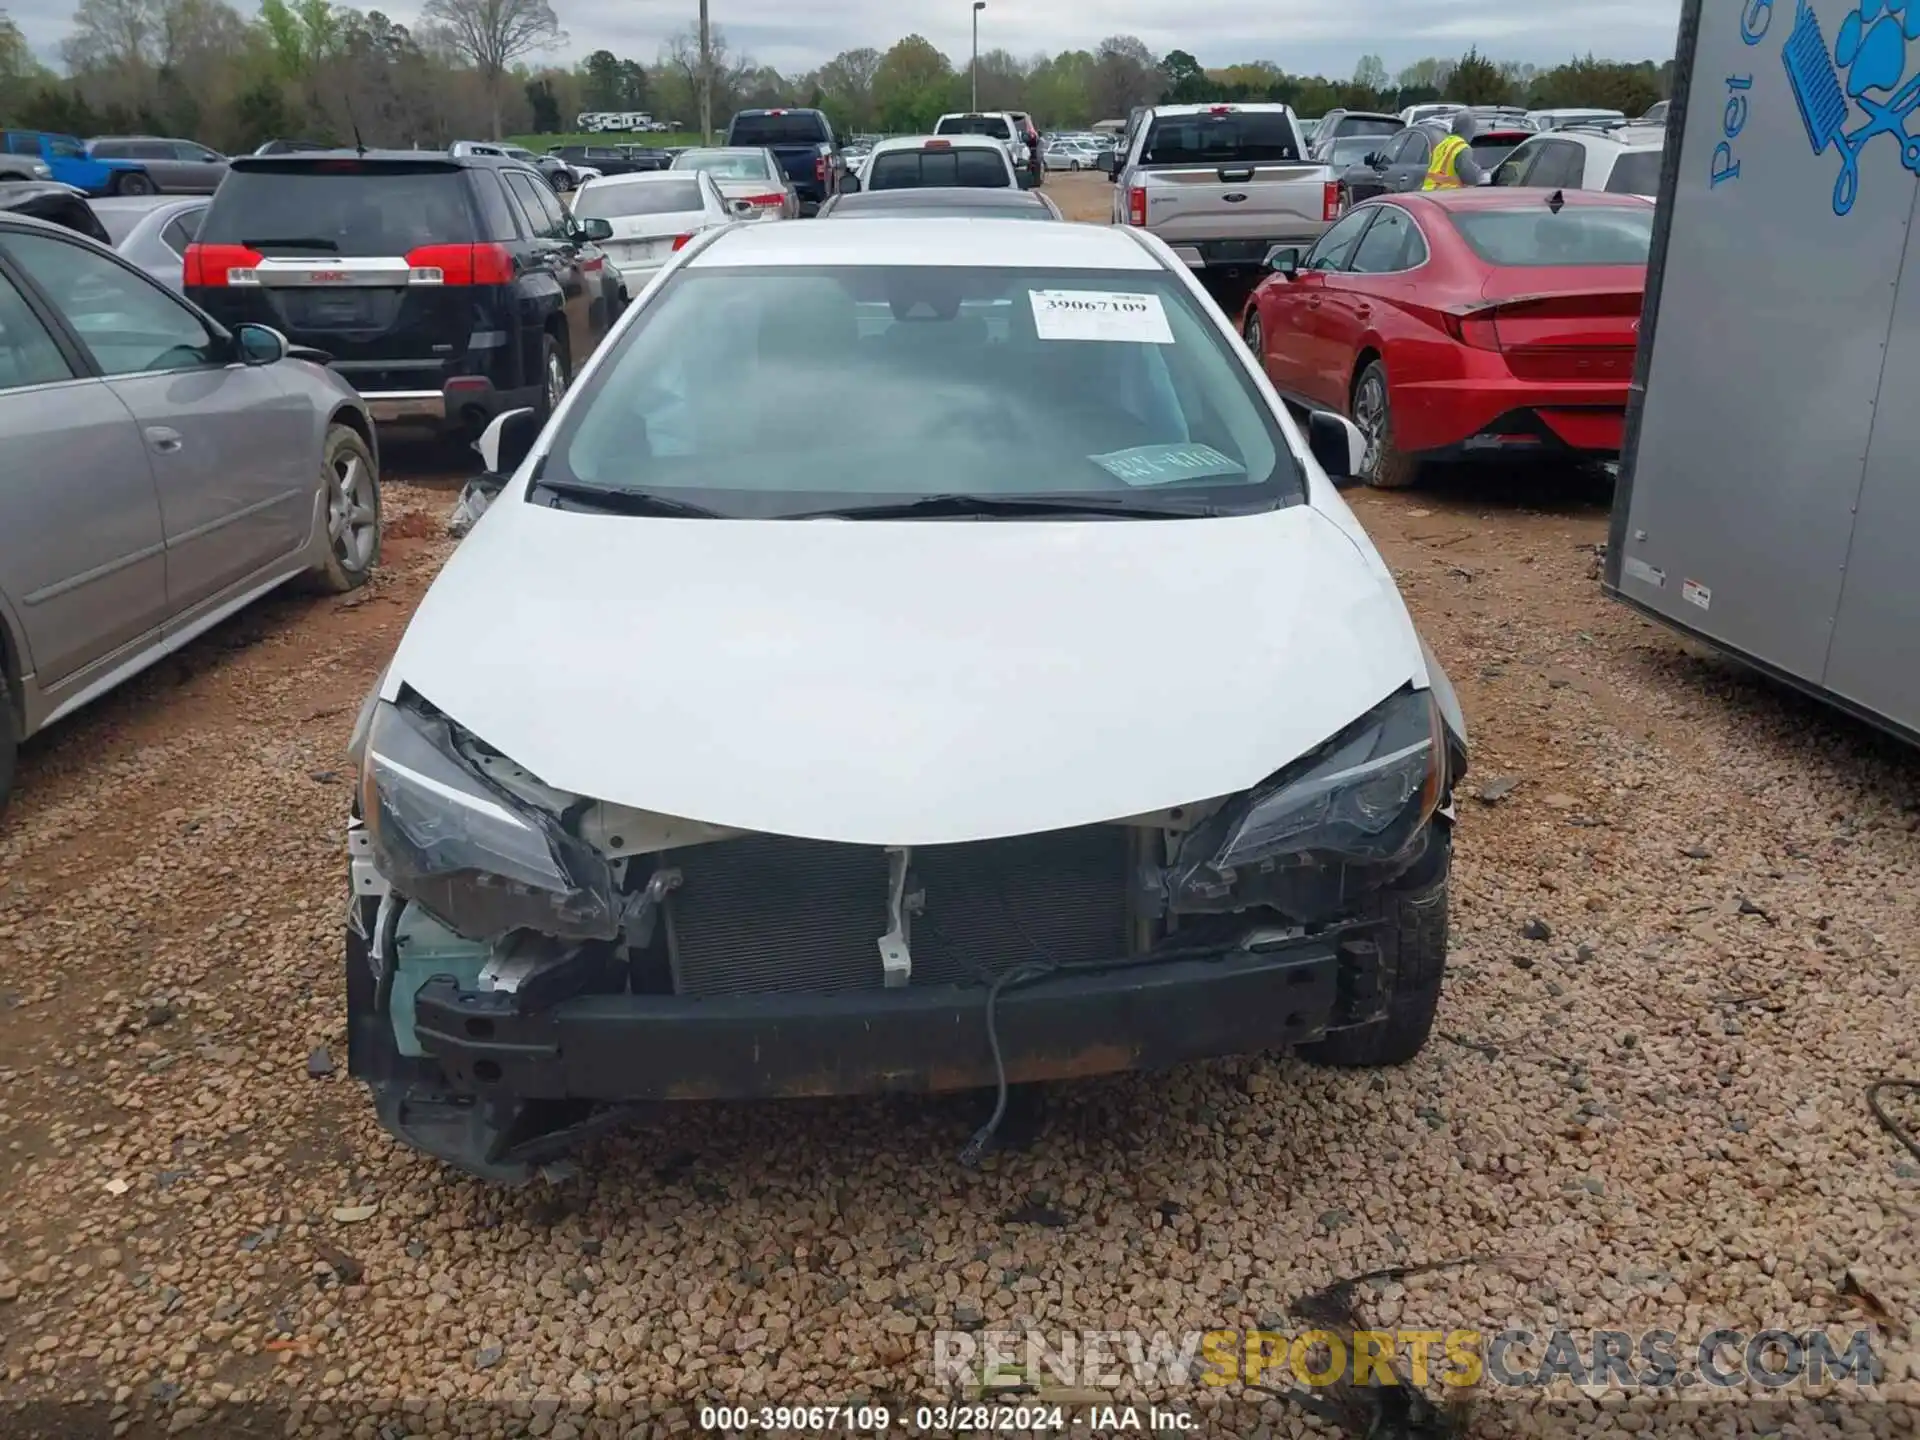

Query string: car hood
383 498 1430 845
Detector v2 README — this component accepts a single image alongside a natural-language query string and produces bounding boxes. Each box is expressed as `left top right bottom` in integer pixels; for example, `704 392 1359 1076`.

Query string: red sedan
1239 188 1651 487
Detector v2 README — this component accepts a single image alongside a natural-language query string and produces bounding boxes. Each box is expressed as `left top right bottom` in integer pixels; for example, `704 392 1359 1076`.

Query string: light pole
698 0 713 145
971 1 985 111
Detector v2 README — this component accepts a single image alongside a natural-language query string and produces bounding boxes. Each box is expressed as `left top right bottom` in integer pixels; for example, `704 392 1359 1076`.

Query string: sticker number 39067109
1029 289 1176 344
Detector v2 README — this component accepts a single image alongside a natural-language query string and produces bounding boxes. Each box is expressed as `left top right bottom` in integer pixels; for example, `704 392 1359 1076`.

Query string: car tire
113 171 156 196
1298 831 1450 1068
307 424 381 594
538 333 570 419
1242 309 1264 364
1351 359 1422 489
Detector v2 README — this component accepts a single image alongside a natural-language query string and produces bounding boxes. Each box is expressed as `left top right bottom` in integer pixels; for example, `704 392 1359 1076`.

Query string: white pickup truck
1108 103 1339 276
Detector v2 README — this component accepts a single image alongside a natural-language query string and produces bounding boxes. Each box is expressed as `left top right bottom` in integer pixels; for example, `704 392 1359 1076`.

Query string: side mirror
841 170 861 193
475 406 541 476
1307 409 1367 484
1263 245 1301 276
234 323 287 366
578 215 613 241
1365 152 1384 168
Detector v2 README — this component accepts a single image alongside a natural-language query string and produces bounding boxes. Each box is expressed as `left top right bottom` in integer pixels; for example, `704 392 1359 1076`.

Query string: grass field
510 132 709 151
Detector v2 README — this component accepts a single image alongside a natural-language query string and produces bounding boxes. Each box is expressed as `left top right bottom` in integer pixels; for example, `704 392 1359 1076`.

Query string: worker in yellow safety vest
1422 111 1487 190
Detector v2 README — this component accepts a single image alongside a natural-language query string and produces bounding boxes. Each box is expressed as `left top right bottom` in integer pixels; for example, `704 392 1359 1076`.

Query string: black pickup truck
724 108 844 214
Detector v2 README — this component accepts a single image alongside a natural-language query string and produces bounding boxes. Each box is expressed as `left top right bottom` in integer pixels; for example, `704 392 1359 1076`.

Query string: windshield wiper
790 493 1223 520
530 478 724 517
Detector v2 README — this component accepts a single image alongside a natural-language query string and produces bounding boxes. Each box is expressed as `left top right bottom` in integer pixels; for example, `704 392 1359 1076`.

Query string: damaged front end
345 685 1462 1182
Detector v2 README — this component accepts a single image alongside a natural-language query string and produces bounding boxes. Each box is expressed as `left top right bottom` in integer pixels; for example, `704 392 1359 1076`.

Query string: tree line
0 0 1672 151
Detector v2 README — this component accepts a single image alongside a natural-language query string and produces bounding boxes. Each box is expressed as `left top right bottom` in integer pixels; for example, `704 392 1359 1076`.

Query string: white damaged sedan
345 218 1468 1180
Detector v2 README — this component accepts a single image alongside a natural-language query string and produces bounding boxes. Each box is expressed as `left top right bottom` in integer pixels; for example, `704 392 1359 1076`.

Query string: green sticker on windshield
1090 443 1245 486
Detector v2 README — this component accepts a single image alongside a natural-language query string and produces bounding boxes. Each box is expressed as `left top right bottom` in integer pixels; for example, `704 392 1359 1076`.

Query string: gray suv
87 137 229 193
0 212 381 811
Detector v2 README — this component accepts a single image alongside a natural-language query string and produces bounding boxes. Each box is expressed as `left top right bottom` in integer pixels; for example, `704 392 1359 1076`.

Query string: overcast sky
15 0 1684 76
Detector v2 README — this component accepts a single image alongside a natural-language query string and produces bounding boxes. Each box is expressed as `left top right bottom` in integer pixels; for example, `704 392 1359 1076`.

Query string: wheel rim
1353 373 1388 478
1244 313 1262 356
327 452 377 571
545 351 567 409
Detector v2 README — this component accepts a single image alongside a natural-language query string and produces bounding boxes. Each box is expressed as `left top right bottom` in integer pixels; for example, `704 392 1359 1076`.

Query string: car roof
1547 124 1667 149
1404 188 1654 212
873 133 1005 149
691 216 1156 270
582 169 703 185
0 184 89 211
824 187 1054 215
229 150 485 170
1153 101 1294 116
87 193 203 212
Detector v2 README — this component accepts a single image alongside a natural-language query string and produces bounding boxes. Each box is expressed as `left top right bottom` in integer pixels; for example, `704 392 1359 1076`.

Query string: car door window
3 231 219 376
473 170 521 240
1347 206 1419 273
506 171 565 238
1529 141 1584 189
0 268 74 390
1491 142 1540 186
1302 208 1376 272
46 135 85 159
1400 130 1432 166
160 209 204 254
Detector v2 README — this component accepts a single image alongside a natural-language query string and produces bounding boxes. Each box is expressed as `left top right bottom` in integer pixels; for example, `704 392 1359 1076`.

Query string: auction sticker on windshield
1091 443 1244 485
1029 289 1175 344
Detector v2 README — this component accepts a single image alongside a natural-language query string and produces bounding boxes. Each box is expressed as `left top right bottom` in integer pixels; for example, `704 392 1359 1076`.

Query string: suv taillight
183 243 261 287
1322 180 1340 222
1127 186 1146 226
404 243 514 285
815 155 828 183
671 234 693 251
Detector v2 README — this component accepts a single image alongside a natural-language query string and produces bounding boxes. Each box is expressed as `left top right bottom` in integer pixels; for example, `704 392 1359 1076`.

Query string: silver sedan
0 212 382 811
89 195 207 290
668 146 797 219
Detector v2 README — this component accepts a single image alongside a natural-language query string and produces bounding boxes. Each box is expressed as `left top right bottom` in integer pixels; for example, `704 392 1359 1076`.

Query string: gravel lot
3 175 1918 1437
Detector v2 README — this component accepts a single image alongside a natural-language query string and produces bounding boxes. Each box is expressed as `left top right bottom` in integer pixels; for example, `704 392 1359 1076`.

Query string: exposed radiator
665 827 1134 997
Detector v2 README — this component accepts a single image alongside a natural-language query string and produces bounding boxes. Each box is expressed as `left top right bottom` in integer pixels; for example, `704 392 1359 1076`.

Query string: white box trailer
1608 0 1920 741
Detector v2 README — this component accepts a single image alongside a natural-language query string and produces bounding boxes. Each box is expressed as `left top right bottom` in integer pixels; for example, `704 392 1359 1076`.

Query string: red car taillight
182 243 261 287
741 192 785 208
1127 186 1146 226
671 233 693 251
404 243 514 285
815 155 828 182
1322 180 1340 222
1443 307 1503 350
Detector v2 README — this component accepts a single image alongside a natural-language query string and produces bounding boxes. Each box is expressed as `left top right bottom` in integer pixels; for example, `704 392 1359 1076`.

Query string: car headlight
1164 687 1446 915
357 700 620 942
32 162 51 179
